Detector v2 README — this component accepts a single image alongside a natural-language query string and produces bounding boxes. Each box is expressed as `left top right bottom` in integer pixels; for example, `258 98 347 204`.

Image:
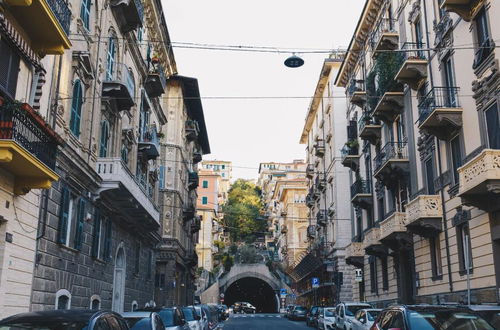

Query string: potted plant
151 53 160 64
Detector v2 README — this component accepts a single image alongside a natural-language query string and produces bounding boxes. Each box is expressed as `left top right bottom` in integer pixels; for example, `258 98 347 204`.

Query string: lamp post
284 54 304 68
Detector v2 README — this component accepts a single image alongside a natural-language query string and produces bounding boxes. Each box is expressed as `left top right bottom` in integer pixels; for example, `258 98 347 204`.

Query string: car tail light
369 323 378 330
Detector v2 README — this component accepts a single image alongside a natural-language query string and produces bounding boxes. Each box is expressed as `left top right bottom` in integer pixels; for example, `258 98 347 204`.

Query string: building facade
201 160 232 200
155 75 210 307
336 0 500 306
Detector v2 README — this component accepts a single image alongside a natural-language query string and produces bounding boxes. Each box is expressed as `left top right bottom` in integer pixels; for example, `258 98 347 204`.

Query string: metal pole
465 236 471 306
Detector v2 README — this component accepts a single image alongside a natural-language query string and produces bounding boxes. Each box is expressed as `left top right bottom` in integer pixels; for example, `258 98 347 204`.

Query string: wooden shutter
70 80 83 137
159 165 165 189
0 39 20 99
91 209 101 258
74 198 86 250
57 187 71 244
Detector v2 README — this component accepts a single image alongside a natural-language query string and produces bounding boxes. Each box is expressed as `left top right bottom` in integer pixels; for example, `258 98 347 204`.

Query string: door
112 246 126 313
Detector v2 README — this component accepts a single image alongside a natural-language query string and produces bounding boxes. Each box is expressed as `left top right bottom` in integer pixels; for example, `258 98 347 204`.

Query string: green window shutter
57 187 70 244
202 180 208 188
104 219 112 261
70 80 83 137
74 199 86 250
99 120 109 157
202 196 208 205
91 209 101 258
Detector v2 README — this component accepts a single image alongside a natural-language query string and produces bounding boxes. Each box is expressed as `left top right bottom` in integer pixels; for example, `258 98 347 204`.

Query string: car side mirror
181 318 186 325
195 315 201 321
360 318 366 324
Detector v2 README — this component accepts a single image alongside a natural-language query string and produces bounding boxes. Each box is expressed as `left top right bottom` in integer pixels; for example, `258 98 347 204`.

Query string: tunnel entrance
224 277 278 313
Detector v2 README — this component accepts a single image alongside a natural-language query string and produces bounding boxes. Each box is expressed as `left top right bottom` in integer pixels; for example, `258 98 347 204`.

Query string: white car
182 306 202 330
351 309 382 330
317 307 336 330
193 306 209 330
335 302 372 330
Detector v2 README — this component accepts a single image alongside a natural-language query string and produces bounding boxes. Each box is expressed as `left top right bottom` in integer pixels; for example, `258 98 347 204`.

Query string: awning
291 252 324 282
0 12 41 68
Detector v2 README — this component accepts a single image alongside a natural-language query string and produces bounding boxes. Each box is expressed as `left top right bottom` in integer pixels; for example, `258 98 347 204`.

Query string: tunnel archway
224 277 279 313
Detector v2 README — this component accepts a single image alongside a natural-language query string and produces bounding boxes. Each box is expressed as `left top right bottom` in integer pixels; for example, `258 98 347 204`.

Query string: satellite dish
284 54 304 68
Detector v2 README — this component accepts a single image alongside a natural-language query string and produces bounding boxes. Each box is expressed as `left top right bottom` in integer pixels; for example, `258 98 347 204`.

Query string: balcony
193 151 202 164
373 142 409 187
6 0 71 55
315 176 327 192
373 92 405 123
441 0 484 22
363 227 387 256
102 63 135 111
306 164 315 179
348 79 367 108
96 158 159 227
183 205 195 221
351 179 372 209
191 216 201 234
305 193 314 208
144 64 167 98
0 100 61 194
188 171 199 190
371 18 399 55
341 144 360 171
138 126 160 160
379 212 411 250
395 42 428 90
405 195 442 237
358 112 381 145
458 149 500 212
185 120 200 142
307 225 316 239
311 185 320 201
281 225 288 234
110 0 144 33
314 140 325 157
345 242 364 268
316 210 327 226
417 87 462 140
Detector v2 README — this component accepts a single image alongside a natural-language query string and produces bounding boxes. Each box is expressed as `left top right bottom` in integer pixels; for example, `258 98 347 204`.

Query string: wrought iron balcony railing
186 120 200 141
418 87 460 124
138 126 160 159
358 112 379 133
145 63 167 98
370 18 398 51
374 142 408 174
103 63 135 111
350 179 371 199
399 42 427 62
188 171 199 190
347 78 365 98
47 0 71 36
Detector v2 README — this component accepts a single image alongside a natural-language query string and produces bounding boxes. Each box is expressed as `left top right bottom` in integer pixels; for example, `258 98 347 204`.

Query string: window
430 236 443 279
55 289 71 310
159 165 165 189
73 199 86 250
457 223 473 274
58 187 85 250
137 26 143 42
369 257 378 294
221 165 225 169
99 120 110 157
90 295 101 310
473 8 492 68
102 218 112 261
80 0 91 30
425 157 435 195
381 257 389 291
449 135 462 184
70 80 83 137
132 301 139 311
377 197 385 222
202 180 208 188
202 196 208 205
442 56 457 107
134 242 141 275
222 173 225 178
0 38 20 98
121 146 129 164
106 37 116 81
155 273 166 288
484 102 500 149
91 210 103 258
147 250 153 280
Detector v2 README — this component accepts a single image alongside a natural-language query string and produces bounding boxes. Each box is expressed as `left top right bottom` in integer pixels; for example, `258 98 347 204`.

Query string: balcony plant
366 52 404 111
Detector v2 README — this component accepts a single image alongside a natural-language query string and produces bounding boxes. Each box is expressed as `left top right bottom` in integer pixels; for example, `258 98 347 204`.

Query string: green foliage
213 240 225 250
222 254 234 272
367 52 404 111
237 245 261 264
222 179 266 242
228 244 238 255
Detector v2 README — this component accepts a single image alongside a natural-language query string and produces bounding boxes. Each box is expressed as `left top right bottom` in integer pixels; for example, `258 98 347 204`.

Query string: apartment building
155 75 210 307
201 160 232 200
336 0 500 306
293 55 353 306
0 0 69 317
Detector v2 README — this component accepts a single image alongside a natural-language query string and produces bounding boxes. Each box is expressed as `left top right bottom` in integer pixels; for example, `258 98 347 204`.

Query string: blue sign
312 277 320 288
280 288 287 295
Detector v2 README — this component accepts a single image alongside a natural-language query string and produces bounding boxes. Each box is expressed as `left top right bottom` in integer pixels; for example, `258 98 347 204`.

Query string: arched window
121 146 128 164
90 295 101 310
70 80 83 137
131 301 138 311
106 36 116 81
80 0 91 30
99 120 110 157
55 289 71 310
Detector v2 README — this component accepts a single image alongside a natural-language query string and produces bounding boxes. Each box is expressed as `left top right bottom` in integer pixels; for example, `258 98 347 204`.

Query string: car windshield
476 310 500 329
128 318 151 330
158 309 175 326
295 307 307 312
346 305 370 317
0 323 87 330
367 311 380 321
325 309 335 317
408 310 495 330
182 308 195 322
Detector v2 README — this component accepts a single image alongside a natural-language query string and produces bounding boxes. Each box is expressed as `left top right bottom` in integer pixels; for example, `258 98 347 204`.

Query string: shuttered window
80 0 91 30
106 37 116 81
0 38 20 99
103 219 112 261
99 120 110 157
74 199 86 250
159 165 165 189
70 80 83 137
57 186 71 244
91 209 101 258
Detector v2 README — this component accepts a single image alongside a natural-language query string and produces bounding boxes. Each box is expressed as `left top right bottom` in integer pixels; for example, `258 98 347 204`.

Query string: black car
217 305 229 320
290 306 307 321
306 306 320 327
371 305 494 330
0 310 129 329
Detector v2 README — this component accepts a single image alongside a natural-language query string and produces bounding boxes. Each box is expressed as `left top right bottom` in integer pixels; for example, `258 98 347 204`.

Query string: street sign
220 293 225 298
312 277 320 288
355 268 363 282
280 288 287 298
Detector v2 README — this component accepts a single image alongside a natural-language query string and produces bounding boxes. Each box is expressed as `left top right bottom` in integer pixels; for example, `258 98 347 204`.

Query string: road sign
355 269 363 282
312 277 320 288
280 288 287 295
220 293 225 298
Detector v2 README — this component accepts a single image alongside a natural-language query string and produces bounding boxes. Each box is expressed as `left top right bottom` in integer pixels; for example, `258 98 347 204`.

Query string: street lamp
284 54 304 68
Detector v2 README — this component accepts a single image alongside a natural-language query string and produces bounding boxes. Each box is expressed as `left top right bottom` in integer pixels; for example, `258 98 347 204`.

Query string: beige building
336 0 500 306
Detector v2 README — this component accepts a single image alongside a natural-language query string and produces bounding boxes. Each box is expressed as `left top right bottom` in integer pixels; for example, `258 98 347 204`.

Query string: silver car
351 309 381 330
317 307 336 330
182 306 202 330
155 307 190 330
121 311 165 330
192 306 209 330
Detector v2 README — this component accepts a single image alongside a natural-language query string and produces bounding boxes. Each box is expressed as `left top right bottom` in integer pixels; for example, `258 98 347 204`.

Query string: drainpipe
422 0 453 293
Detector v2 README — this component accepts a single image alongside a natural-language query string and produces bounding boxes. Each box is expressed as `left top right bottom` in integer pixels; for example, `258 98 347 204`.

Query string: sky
162 0 365 180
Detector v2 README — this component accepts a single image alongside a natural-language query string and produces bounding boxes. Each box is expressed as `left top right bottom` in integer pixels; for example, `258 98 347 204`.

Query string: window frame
483 102 500 149
456 222 473 275
90 294 101 310
430 235 443 280
55 289 71 310
449 134 462 186
80 0 91 31
202 180 208 189
106 36 116 81
70 79 84 138
202 196 208 205
0 38 21 99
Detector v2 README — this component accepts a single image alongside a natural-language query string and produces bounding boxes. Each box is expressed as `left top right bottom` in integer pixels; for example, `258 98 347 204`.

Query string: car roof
386 305 478 312
465 305 500 311
0 310 107 325
121 312 153 318
341 302 372 306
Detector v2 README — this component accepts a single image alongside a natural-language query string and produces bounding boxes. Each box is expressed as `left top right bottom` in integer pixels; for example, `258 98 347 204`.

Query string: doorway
112 245 126 312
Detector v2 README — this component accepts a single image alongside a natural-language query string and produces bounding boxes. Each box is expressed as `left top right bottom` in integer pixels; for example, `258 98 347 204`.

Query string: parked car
306 306 320 327
122 311 165 330
234 302 256 314
204 304 221 329
290 306 308 320
217 305 229 320
370 305 494 330
350 309 381 330
463 305 500 329
286 305 297 318
192 305 209 330
182 306 202 330
317 306 336 330
0 310 129 329
335 302 372 330
140 307 190 330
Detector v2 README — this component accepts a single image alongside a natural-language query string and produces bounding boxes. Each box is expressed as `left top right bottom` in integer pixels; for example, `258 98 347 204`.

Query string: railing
186 120 200 140
341 144 359 161
105 63 135 98
358 112 379 133
0 101 59 170
134 0 145 24
347 78 365 98
316 210 327 225
315 175 326 191
306 164 315 177
374 142 408 173
350 179 371 198
307 225 316 238
314 140 325 156
399 42 426 63
370 18 397 49
417 87 460 124
47 0 71 36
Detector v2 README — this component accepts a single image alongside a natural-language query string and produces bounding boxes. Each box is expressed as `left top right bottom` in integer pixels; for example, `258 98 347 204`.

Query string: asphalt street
220 314 310 330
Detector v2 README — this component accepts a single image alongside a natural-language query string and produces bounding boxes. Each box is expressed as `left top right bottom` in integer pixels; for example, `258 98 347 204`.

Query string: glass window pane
485 103 500 149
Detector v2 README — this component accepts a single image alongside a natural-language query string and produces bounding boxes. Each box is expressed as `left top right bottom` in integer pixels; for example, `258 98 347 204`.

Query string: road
220 314 310 330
